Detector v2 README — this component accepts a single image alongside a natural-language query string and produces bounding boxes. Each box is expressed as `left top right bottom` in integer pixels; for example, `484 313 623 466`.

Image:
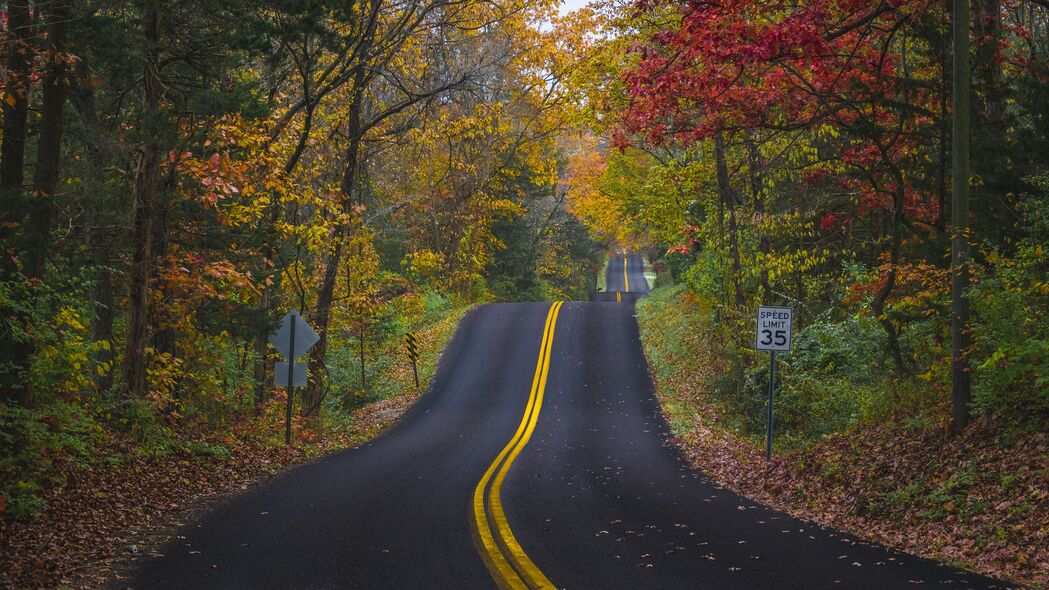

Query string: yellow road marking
471 302 562 590
616 291 621 303
623 256 629 292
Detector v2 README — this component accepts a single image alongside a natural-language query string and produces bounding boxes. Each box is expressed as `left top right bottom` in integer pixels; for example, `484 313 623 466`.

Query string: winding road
128 254 1011 589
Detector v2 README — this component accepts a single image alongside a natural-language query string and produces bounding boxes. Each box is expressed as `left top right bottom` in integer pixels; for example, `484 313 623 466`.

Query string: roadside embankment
636 284 1048 589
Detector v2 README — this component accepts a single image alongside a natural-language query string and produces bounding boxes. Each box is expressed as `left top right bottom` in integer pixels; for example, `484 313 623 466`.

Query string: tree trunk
937 15 950 237
301 60 370 416
23 0 70 281
253 76 317 410
0 0 31 253
3 0 73 408
298 0 383 416
714 132 745 311
70 57 117 395
747 137 771 301
253 208 283 410
151 203 176 359
302 235 342 416
359 317 366 392
0 0 33 406
950 0 973 434
124 3 162 398
869 180 909 377
253 281 275 410
973 0 1004 126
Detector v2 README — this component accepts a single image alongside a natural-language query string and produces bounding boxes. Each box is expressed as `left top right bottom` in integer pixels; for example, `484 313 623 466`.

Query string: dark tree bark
3 0 74 408
0 0 31 249
301 70 366 417
70 58 117 394
973 0 1005 126
950 0 973 434
714 132 745 311
22 0 71 279
937 18 950 237
253 288 275 409
746 136 771 301
253 58 320 410
124 2 163 398
295 0 475 416
23 0 71 281
868 179 909 377
0 0 33 406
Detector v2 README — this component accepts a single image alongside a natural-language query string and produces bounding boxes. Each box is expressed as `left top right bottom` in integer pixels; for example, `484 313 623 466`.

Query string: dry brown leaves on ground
0 440 307 590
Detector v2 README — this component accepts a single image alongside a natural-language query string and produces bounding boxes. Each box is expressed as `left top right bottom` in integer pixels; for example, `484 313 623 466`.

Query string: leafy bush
789 313 888 384
112 397 177 456
420 290 453 324
683 248 725 303
661 249 695 283
0 402 107 519
969 182 1049 416
185 441 231 461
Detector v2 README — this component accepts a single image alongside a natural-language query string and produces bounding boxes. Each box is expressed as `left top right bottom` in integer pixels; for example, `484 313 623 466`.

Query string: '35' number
759 329 787 347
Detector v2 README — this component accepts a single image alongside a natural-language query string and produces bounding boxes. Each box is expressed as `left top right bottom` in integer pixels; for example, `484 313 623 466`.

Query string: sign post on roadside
269 310 320 445
755 306 793 462
405 332 420 389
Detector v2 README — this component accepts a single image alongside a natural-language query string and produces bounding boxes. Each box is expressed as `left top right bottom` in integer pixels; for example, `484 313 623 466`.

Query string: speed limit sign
756 305 792 461
756 306 793 352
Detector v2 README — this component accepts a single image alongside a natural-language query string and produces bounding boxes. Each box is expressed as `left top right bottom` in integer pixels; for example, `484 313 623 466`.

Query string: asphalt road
127 255 1012 589
591 254 648 303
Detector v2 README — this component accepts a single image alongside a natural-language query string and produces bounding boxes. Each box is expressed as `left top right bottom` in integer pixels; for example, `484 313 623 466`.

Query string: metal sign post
405 332 419 389
755 306 793 462
766 350 776 462
285 314 295 446
269 310 320 445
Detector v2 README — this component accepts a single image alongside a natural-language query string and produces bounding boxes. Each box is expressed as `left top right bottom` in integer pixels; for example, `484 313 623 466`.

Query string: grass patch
596 252 610 292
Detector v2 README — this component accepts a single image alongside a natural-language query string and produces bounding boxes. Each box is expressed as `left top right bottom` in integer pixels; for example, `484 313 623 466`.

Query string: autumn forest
1 0 1047 588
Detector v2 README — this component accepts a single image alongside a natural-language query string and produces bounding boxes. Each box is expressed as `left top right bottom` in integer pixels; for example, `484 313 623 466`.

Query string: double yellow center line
623 256 630 293
471 302 563 590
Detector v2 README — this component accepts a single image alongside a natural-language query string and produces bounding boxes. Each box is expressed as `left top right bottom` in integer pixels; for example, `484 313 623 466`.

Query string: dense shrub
0 402 106 518
969 182 1049 417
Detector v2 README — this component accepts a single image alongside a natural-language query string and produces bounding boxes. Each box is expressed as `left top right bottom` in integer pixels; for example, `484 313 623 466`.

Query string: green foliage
487 220 546 301
661 249 694 284
111 397 177 456
646 276 929 450
969 181 1049 416
682 248 725 302
420 291 453 323
918 465 979 521
185 441 231 462
0 402 106 518
0 269 98 400
324 291 470 414
487 200 603 302
789 313 888 384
